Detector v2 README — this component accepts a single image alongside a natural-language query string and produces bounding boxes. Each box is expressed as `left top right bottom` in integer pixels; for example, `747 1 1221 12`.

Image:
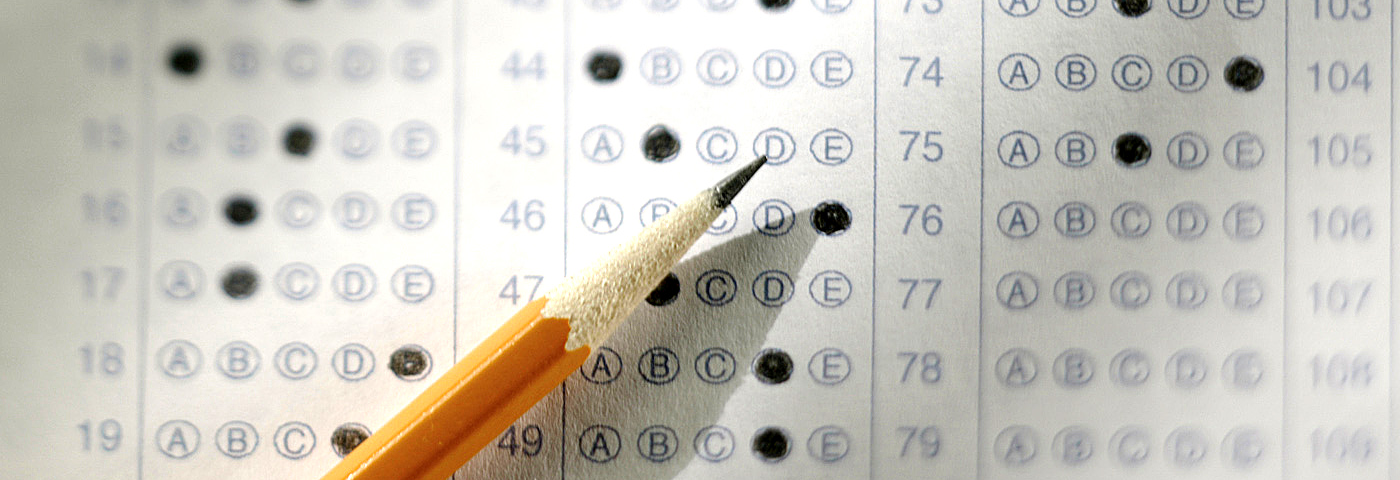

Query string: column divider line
560 1 572 478
1281 0 1290 477
1388 0 1397 473
869 0 880 476
135 0 157 477
452 0 465 362
976 0 987 478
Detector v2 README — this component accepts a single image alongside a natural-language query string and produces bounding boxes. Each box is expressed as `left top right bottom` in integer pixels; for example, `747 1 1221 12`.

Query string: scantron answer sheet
0 0 1396 478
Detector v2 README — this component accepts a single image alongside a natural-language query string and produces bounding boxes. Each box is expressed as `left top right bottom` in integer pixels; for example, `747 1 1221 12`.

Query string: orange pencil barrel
321 297 589 480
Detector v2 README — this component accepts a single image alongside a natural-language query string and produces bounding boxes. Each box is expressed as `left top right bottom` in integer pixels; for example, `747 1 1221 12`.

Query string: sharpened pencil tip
712 155 768 208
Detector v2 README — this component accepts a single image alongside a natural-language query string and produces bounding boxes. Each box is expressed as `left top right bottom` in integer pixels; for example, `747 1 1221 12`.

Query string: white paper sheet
0 0 1395 478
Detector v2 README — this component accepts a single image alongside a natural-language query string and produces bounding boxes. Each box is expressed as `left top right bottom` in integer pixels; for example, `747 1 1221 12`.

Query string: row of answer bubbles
575 423 853 464
995 130 1265 170
159 190 435 231
581 124 857 166
991 347 1273 389
580 197 853 238
154 340 433 382
994 424 1277 468
584 48 854 88
992 200 1266 240
156 261 435 302
160 116 437 160
154 419 385 460
577 346 853 386
994 270 1266 310
165 40 437 83
996 53 1263 92
997 0 1264 18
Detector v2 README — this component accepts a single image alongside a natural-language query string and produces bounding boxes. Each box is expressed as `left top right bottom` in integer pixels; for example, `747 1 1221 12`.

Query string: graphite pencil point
712 155 768 209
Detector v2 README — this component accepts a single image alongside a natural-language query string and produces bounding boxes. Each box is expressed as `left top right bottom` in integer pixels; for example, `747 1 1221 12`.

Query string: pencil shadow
454 210 820 480
566 210 820 479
